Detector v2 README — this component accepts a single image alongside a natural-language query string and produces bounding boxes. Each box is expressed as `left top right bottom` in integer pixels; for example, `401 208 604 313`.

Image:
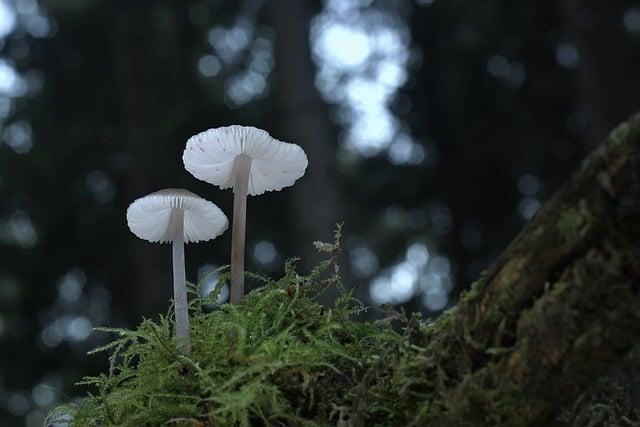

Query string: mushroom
182 126 307 304
126 189 228 353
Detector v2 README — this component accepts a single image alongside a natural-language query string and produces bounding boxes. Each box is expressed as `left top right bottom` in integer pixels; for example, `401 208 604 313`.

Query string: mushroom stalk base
230 154 252 305
172 215 191 354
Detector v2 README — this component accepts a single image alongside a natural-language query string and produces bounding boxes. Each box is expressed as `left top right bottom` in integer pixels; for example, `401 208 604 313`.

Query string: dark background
0 0 639 425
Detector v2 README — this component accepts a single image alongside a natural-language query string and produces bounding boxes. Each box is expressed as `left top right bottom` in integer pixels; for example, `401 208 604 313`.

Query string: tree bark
412 112 640 424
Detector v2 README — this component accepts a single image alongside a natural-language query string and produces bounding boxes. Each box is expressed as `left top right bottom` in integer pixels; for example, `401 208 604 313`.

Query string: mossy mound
46 230 438 426
44 228 639 426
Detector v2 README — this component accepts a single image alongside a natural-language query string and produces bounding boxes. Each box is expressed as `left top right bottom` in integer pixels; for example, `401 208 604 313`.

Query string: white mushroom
182 126 307 304
126 189 228 353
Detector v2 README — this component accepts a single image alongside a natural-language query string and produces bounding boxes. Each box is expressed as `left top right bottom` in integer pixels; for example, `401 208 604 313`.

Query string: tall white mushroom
126 189 228 353
182 126 307 304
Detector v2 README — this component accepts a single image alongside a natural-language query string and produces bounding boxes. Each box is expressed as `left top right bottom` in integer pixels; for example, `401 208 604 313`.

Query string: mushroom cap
126 189 228 244
182 125 308 196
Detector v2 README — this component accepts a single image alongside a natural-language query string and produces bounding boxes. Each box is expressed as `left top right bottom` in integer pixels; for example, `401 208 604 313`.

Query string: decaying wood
420 112 640 424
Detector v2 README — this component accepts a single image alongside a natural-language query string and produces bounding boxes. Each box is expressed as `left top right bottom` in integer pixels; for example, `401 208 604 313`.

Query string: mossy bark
415 112 640 424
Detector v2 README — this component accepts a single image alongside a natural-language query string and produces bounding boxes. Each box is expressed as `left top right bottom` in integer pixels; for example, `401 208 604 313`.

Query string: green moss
558 374 639 426
45 225 499 426
45 219 635 426
608 122 630 147
44 229 419 426
557 200 591 242
459 275 487 303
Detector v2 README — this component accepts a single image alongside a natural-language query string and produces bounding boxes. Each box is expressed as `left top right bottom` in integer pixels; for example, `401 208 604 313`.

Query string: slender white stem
230 154 252 305
172 209 191 354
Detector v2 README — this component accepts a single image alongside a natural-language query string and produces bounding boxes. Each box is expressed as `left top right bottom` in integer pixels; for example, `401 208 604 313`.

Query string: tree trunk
265 0 342 276
110 0 173 320
412 112 640 424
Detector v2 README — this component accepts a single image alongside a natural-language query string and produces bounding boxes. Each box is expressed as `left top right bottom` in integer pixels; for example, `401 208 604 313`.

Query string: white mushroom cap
127 189 228 243
182 125 308 196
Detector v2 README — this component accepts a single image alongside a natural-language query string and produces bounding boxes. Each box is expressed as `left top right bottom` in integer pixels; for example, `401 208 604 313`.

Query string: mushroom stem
230 154 252 305
172 209 191 354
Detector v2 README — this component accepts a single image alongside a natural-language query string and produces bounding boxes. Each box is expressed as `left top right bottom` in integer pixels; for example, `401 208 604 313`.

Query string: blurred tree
266 0 342 271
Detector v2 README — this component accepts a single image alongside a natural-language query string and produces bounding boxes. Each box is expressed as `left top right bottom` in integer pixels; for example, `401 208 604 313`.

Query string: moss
44 229 414 426
558 375 639 426
608 122 631 147
458 275 487 303
557 200 592 242
45 226 505 426
44 216 639 426
607 111 640 149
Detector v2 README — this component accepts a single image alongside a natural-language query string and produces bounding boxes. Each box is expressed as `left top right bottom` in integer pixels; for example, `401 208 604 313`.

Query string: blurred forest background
0 0 639 425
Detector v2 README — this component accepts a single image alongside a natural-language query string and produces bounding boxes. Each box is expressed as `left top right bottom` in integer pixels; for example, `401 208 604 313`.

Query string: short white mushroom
182 126 307 304
126 189 228 353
